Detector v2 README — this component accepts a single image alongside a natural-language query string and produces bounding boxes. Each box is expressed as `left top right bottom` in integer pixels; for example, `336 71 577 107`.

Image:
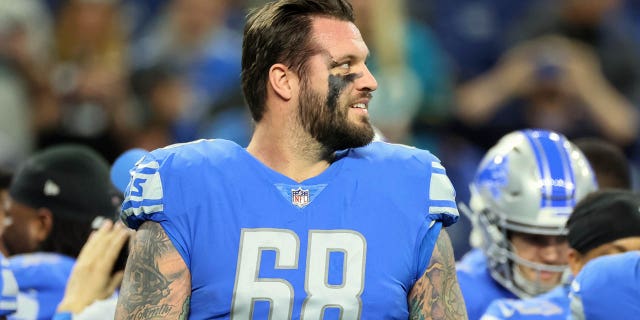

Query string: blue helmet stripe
523 131 550 207
555 133 576 207
523 130 575 209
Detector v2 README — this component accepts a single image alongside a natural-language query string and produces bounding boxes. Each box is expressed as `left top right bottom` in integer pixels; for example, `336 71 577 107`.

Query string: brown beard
297 75 374 152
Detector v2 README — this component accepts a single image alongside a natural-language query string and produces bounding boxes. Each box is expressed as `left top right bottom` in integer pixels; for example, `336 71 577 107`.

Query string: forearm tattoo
409 229 467 320
116 221 191 319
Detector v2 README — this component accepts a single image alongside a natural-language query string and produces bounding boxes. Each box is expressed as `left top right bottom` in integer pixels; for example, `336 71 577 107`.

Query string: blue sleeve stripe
122 204 164 217
428 206 459 215
122 198 164 211
0 299 16 314
431 167 446 175
429 199 458 209
137 166 160 174
431 161 446 174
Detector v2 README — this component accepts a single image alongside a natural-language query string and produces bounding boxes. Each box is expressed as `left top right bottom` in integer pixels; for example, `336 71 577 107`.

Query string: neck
247 121 334 183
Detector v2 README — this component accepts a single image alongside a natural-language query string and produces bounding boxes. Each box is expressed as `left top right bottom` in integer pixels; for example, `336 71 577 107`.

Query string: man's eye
338 63 350 70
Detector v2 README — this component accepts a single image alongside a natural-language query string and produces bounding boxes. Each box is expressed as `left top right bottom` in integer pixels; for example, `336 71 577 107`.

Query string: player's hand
57 219 131 314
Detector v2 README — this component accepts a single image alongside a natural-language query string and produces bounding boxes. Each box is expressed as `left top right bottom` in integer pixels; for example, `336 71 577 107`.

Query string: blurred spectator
509 0 640 104
620 0 640 46
455 35 639 149
4 144 120 319
131 0 244 143
421 0 536 82
351 0 454 145
41 0 133 162
129 66 191 150
0 1 55 169
120 0 170 40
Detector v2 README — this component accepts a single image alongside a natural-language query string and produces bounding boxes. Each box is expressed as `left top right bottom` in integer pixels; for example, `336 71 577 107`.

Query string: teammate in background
51 148 144 320
3 145 120 320
573 137 631 189
0 169 18 318
53 220 129 320
569 251 640 320
0 255 17 319
482 189 640 319
456 129 597 320
115 0 467 318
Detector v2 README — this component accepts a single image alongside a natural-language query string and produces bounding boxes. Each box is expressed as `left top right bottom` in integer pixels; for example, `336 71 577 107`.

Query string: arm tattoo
115 221 191 320
409 229 468 320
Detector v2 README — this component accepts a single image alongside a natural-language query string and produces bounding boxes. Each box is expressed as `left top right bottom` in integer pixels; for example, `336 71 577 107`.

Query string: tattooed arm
408 228 468 320
115 221 191 320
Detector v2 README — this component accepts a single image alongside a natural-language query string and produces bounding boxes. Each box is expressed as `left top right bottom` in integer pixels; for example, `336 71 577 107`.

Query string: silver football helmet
463 129 597 298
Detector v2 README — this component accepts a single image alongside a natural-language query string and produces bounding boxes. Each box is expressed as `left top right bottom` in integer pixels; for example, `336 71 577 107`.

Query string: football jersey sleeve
413 156 460 280
120 149 193 268
426 158 459 227
120 152 165 230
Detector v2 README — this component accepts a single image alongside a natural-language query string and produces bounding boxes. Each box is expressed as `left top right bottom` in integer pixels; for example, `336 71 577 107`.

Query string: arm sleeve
414 157 460 279
120 153 166 230
119 151 193 269
426 159 459 227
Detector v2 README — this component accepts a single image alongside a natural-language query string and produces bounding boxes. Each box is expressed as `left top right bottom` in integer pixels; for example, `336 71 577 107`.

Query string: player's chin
536 271 563 286
347 112 372 127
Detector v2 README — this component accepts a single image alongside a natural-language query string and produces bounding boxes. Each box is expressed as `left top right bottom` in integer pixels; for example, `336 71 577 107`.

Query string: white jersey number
231 229 366 319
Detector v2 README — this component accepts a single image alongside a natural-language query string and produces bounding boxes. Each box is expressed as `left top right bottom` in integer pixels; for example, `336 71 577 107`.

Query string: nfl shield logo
291 187 310 208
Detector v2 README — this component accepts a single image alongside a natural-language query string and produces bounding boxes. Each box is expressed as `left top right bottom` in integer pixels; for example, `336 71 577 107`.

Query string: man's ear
567 248 583 276
34 207 53 243
268 63 296 101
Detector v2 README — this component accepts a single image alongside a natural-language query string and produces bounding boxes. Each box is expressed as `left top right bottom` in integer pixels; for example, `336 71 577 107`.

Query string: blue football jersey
481 284 569 320
9 253 75 320
0 255 17 316
456 248 518 320
122 139 459 319
569 251 640 320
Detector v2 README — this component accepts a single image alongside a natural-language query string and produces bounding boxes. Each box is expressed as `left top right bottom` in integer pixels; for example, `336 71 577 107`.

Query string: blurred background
1 0 639 259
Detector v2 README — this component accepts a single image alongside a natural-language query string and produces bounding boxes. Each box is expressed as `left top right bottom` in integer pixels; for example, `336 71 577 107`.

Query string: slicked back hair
241 0 355 122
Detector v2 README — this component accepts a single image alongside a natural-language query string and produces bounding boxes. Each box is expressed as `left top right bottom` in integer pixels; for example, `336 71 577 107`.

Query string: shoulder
574 251 640 295
570 252 640 319
347 142 449 183
352 142 458 224
9 252 74 288
145 139 243 170
9 252 75 269
456 248 488 276
456 249 515 311
126 139 243 199
483 292 566 319
350 141 441 167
